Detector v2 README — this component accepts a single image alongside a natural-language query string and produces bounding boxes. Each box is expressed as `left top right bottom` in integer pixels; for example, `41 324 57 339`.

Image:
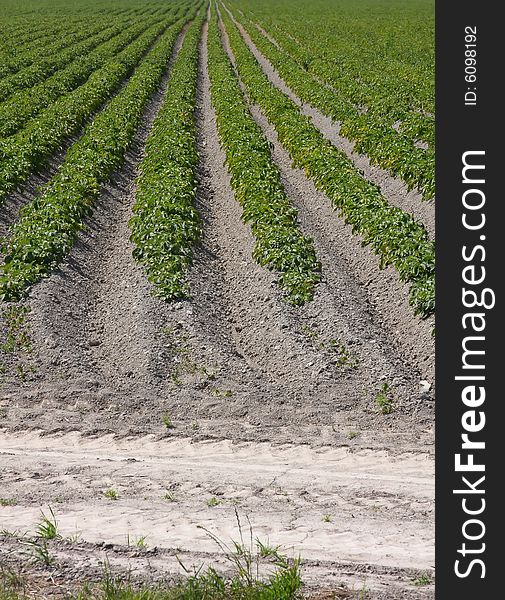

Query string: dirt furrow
254 22 280 48
217 9 434 395
223 6 435 238
193 20 369 395
25 24 190 385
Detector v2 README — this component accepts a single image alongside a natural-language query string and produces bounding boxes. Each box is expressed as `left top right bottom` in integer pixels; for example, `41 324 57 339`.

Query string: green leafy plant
412 571 433 586
237 4 435 159
22 539 55 566
0 19 157 136
0 498 17 507
375 382 394 414
162 414 175 429
0 17 178 208
131 16 204 300
207 11 321 305
0 306 31 354
103 489 118 501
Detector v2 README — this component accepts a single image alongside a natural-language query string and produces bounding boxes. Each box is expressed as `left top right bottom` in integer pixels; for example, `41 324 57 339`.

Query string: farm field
0 0 435 598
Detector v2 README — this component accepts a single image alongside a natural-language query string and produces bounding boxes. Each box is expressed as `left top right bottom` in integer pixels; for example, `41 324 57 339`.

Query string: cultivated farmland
0 0 435 598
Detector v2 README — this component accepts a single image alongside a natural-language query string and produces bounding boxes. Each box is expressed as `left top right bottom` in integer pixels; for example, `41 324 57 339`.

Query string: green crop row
0 18 138 104
208 10 321 305
0 5 171 79
130 16 204 300
306 52 435 148
231 10 434 200
0 18 101 79
0 9 186 207
398 111 435 149
339 113 434 200
0 18 157 138
0 15 190 301
220 8 434 317
0 21 130 101
230 0 434 119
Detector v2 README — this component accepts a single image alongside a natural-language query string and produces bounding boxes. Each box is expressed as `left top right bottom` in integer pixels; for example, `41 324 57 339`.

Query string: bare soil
0 431 434 599
0 14 434 600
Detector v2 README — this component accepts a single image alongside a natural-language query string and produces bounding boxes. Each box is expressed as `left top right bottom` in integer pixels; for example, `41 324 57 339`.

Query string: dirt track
0 11 434 600
0 431 434 599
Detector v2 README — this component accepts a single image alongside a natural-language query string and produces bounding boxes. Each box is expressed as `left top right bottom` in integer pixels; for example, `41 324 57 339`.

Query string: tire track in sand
0 430 435 599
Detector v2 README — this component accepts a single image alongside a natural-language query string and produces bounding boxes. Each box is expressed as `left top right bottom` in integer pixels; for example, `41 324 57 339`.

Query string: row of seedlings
130 16 206 299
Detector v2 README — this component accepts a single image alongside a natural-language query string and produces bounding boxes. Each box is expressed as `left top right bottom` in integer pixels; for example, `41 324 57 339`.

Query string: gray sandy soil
0 14 434 600
223 6 435 238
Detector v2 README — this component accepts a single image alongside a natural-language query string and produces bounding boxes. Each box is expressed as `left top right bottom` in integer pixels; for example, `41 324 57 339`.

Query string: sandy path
0 430 435 598
222 5 435 238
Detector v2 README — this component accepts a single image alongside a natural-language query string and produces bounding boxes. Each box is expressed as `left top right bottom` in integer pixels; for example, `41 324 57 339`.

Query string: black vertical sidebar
436 1 502 598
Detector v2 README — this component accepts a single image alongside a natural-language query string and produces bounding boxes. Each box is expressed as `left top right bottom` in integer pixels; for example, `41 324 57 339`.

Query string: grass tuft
35 506 58 540
103 489 118 501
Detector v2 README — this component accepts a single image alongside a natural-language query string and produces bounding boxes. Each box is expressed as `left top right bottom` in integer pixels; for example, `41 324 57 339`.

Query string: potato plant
0 18 158 137
231 0 434 137
0 19 95 79
208 9 321 305
0 14 191 300
221 8 434 316
0 19 133 103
